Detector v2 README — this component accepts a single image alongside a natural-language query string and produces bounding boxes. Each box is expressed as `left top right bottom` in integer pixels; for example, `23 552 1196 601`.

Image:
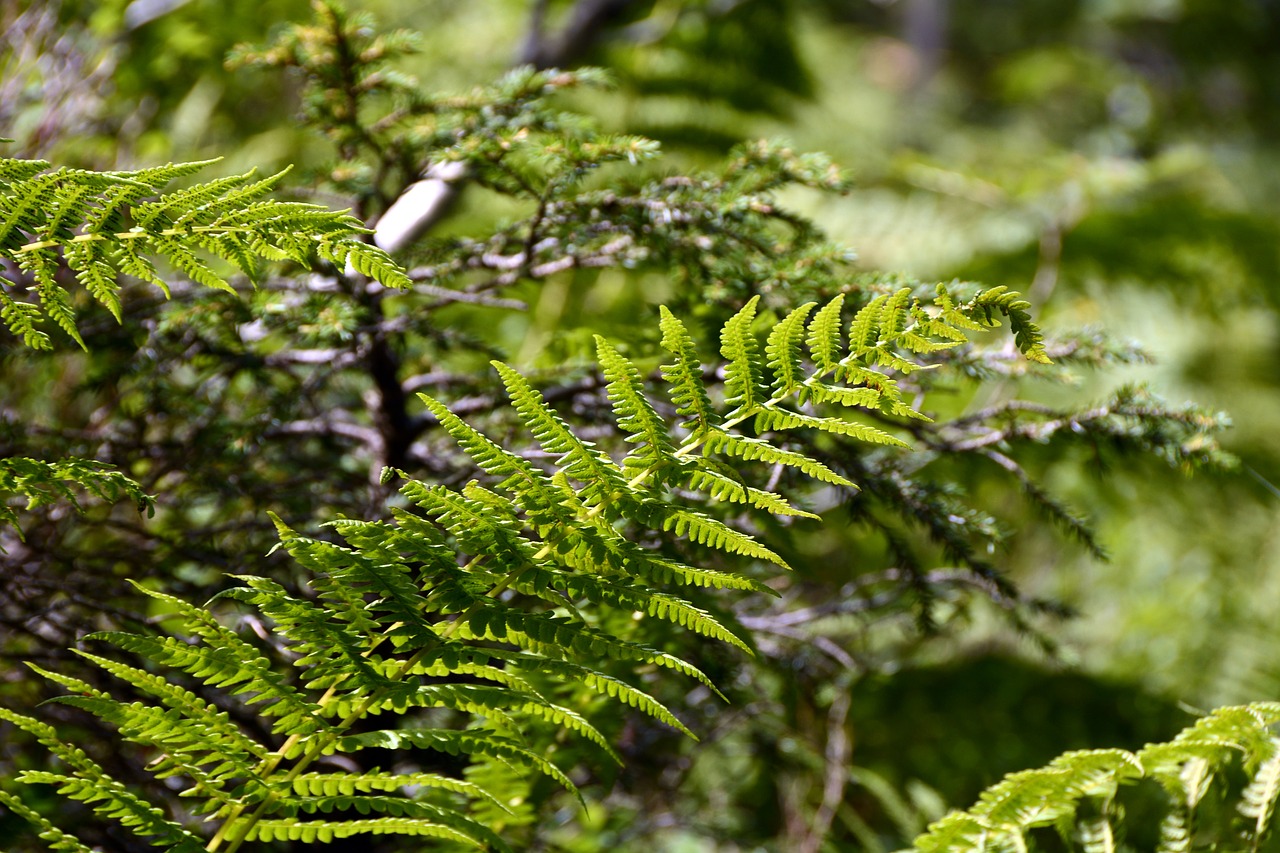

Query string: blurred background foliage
3 0 1280 850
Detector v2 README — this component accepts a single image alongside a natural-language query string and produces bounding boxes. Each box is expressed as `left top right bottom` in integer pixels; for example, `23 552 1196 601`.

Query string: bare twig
800 688 852 853
519 0 638 68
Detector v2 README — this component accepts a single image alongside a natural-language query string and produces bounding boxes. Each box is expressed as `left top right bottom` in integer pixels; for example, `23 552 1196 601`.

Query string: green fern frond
0 456 152 542
2 283 1053 851
349 682 620 763
1156 808 1192 853
1078 814 1117 853
766 301 818 395
753 408 909 448
98 632 323 733
16 772 205 851
961 284 1051 363
848 292 891 354
1239 739 1280 851
455 606 727 698
0 157 410 349
241 816 489 848
912 704 1280 853
641 503 790 568
289 771 508 811
65 650 268 763
684 463 818 518
702 431 856 488
516 565 752 652
483 649 697 738
493 360 633 507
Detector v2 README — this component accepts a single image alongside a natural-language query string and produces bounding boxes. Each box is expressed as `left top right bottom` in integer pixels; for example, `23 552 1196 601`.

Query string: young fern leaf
961 284 1052 363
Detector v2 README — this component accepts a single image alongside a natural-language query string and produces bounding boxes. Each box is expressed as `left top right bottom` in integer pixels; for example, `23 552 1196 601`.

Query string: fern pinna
1 286 1045 850
913 702 1280 853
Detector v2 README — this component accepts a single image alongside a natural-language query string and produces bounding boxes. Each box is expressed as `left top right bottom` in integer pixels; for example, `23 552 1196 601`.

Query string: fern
0 158 409 349
0 456 153 541
912 703 1280 853
2 284 1049 850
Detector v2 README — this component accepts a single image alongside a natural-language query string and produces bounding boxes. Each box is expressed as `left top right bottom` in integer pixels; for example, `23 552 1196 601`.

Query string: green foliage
913 703 1280 853
0 456 152 540
0 2 1267 851
1 277 1048 850
0 157 408 348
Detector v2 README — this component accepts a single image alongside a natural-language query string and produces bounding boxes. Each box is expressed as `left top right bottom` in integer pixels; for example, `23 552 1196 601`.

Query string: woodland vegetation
3 1 1280 851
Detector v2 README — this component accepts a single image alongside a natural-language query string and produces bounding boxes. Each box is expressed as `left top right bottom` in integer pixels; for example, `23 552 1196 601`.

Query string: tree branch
519 0 638 68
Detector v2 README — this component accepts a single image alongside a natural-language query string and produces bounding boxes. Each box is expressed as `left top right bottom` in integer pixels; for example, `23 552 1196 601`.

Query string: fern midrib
13 225 322 256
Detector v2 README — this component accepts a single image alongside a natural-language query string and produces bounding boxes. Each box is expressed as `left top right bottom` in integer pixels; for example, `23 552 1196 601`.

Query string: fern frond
961 284 1051 363
0 457 153 542
515 565 752 652
848 292 891 354
89 614 328 736
483 648 697 738
912 704 1280 853
1078 814 1117 853
17 772 205 851
349 681 620 762
289 771 508 811
493 360 633 507
753 408 909 448
684 463 818 518
0 157 411 349
1156 808 1192 853
640 503 790 568
241 816 488 848
702 431 856 488
64 650 268 763
1239 738 1280 851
